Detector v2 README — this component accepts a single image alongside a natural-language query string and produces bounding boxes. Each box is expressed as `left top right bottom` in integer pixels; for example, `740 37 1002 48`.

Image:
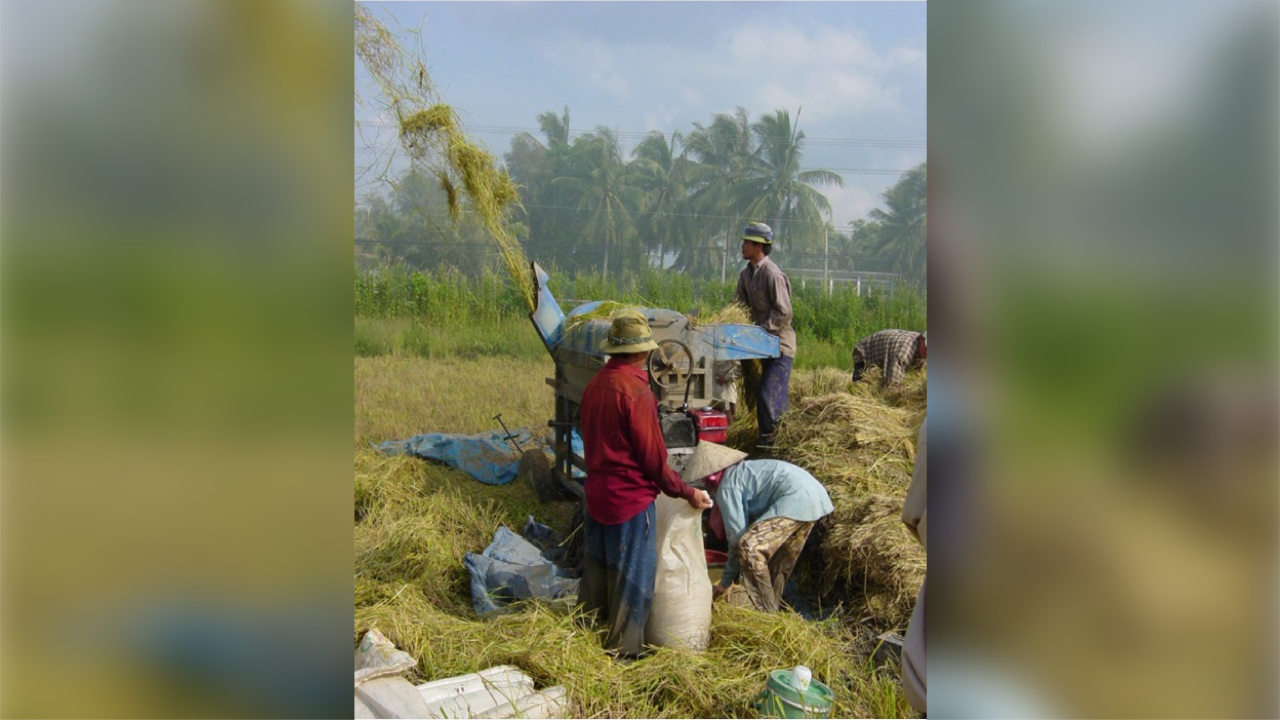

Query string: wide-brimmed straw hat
598 310 659 354
681 440 748 483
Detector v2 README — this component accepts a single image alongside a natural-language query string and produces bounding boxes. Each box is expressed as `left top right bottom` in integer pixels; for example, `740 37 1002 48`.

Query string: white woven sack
645 494 712 650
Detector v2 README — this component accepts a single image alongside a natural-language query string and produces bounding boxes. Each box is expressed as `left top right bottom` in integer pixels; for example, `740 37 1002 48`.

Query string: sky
354 1 927 230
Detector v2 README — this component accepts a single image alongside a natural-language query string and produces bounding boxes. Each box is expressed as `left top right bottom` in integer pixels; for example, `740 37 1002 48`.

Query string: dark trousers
757 355 793 445
578 503 657 658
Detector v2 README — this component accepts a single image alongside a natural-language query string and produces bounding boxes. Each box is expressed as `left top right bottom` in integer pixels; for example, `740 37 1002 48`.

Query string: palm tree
741 109 844 254
505 107 582 269
866 162 927 285
685 108 756 279
631 130 695 269
537 107 572 151
554 127 643 280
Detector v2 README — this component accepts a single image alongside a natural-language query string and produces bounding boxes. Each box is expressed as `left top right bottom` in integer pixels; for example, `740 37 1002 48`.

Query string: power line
354 119 925 148
355 146 914 177
354 237 897 264
356 199 920 227
468 126 926 149
511 202 920 225
360 146 916 176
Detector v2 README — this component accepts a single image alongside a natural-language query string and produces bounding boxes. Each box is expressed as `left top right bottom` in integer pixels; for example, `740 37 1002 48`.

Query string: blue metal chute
560 301 609 357
528 261 779 362
526 259 783 501
693 323 781 361
528 262 565 353
565 301 605 317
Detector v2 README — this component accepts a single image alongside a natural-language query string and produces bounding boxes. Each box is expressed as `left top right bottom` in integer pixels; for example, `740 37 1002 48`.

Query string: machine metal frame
527 262 780 497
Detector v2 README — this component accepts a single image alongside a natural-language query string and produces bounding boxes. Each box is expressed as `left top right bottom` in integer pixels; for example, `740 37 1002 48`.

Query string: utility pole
823 224 830 297
721 228 729 284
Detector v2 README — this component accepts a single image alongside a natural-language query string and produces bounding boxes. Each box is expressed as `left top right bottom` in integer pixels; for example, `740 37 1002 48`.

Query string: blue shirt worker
733 221 795 448
682 441 833 613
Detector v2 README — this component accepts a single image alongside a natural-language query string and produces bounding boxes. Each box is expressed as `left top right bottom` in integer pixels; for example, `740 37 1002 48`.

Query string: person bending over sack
682 440 832 612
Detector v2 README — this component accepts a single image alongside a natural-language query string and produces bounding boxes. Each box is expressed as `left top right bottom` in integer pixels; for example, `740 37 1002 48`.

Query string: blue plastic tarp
377 428 583 486
464 518 579 614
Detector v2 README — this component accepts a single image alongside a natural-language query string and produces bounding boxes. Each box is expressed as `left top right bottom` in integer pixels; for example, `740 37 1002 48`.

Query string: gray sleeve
765 273 792 335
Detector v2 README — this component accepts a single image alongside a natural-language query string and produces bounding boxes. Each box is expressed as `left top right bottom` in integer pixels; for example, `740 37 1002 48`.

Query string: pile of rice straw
354 448 913 718
769 366 928 628
352 333 926 716
562 302 751 334
690 303 751 327
561 301 641 332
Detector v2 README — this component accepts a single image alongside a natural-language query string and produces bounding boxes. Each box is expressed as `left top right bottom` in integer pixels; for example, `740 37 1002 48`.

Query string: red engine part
688 406 728 444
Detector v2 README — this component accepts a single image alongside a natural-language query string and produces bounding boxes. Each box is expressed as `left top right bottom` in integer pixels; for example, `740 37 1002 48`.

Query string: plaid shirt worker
852 329 925 388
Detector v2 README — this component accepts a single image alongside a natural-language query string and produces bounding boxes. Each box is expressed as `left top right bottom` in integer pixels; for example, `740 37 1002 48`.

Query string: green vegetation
862 164 927 282
357 103 927 288
354 316 548 363
354 264 925 370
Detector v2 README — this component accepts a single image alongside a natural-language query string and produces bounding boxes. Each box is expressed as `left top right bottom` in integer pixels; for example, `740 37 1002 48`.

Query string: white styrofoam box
355 676 434 719
422 676 537 718
474 685 568 719
354 694 377 719
415 665 528 702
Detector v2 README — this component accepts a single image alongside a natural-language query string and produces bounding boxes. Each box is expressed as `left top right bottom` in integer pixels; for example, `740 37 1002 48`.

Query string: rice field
354 345 925 718
356 11 924 712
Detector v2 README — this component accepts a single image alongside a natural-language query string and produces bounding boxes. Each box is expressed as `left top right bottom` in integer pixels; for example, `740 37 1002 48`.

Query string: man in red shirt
578 310 713 658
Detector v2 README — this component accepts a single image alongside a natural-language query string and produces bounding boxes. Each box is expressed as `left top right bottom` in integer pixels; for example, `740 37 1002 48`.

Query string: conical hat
681 440 748 483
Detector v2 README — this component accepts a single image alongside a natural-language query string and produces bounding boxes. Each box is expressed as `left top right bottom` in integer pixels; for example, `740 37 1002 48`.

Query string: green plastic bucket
755 669 834 718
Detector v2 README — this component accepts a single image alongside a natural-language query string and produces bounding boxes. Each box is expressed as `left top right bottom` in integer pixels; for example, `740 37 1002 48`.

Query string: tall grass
355 316 547 362
355 265 527 322
355 263 926 370
791 282 927 351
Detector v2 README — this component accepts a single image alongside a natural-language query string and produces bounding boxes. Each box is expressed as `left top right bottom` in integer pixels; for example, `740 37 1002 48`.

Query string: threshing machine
527 262 781 498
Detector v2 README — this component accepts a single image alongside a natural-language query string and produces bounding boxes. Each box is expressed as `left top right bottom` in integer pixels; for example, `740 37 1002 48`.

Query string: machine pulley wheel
647 339 694 390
